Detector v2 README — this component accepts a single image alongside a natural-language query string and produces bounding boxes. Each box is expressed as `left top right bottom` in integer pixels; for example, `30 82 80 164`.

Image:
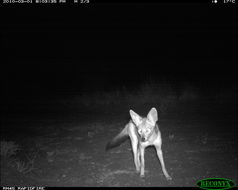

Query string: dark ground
1 97 237 187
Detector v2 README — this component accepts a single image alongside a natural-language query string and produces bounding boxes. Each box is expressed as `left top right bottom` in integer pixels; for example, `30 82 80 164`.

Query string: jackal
106 107 172 180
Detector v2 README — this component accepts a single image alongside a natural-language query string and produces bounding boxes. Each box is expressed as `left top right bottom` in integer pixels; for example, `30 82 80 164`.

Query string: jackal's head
129 107 158 142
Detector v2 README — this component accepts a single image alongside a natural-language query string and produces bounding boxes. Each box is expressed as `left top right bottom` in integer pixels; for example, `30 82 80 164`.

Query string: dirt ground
1 100 237 187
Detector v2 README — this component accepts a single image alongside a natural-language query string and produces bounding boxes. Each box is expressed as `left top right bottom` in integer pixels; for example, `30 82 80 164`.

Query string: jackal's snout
141 137 146 142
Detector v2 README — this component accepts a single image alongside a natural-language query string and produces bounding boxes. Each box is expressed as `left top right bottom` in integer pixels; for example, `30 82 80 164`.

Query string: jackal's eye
145 129 151 134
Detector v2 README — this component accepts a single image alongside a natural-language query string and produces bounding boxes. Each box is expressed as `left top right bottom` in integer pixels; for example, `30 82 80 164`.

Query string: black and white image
1 2 237 187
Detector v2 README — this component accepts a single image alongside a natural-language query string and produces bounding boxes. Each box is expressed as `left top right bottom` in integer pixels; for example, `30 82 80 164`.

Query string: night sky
2 3 237 98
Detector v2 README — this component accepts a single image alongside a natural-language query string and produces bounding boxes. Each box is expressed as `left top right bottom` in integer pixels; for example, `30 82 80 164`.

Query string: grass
0 140 20 158
14 153 37 174
58 80 206 114
62 79 237 113
0 140 37 175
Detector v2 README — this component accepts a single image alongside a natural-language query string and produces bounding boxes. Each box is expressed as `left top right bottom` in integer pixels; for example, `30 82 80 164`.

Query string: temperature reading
224 0 235 3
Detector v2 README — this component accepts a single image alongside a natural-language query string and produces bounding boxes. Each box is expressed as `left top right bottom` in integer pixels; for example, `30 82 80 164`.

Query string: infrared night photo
1 1 237 187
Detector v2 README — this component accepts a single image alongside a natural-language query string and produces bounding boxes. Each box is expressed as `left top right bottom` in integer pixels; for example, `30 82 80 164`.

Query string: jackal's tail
105 125 129 151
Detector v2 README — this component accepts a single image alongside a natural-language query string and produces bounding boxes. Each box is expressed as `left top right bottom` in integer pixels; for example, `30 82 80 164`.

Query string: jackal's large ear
129 109 142 126
147 107 158 125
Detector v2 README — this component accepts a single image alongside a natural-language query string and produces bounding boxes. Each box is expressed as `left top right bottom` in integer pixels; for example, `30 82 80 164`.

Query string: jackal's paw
166 175 172 181
140 173 145 178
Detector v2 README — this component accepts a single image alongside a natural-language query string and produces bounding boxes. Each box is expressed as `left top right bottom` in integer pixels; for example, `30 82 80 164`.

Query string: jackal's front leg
156 146 172 180
140 146 145 177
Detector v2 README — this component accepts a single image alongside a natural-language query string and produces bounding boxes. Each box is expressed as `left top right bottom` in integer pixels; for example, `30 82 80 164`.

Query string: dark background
2 3 237 100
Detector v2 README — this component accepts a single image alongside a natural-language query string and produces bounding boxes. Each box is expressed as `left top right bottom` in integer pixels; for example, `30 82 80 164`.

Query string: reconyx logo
197 178 235 190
